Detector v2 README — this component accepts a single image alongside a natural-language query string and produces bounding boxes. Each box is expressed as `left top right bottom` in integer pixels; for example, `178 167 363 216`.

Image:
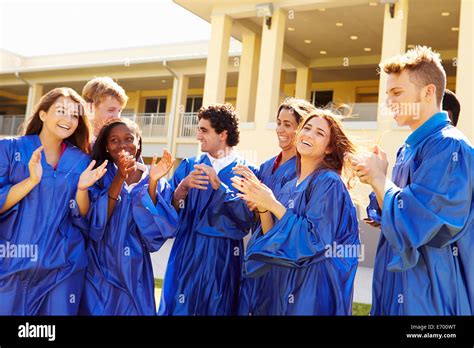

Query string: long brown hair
296 108 357 188
23 87 91 154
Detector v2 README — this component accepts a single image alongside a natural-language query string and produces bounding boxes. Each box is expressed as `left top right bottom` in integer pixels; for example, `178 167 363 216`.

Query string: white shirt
206 151 237 174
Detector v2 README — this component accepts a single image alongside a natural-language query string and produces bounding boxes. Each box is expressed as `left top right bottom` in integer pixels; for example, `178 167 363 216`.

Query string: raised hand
149 149 175 183
193 164 221 190
347 145 388 185
28 146 43 185
231 176 276 212
117 150 137 180
78 160 108 191
232 164 258 182
180 167 210 191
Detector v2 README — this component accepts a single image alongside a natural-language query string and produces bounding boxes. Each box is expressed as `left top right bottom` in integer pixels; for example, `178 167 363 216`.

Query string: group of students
0 46 472 316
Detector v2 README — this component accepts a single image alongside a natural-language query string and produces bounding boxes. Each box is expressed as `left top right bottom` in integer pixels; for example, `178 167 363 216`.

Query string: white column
168 75 189 156
455 0 474 143
376 0 408 130
295 67 312 100
203 13 232 105
236 32 261 122
25 84 44 118
254 8 287 130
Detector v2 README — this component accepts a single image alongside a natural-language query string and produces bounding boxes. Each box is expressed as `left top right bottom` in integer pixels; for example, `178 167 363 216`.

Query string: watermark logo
18 322 56 342
0 242 38 262
324 242 365 262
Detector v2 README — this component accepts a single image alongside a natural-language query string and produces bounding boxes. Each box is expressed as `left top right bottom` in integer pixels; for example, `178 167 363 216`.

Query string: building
1 0 472 268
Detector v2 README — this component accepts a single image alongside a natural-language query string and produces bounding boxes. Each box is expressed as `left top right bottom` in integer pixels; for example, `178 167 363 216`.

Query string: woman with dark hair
232 109 360 315
80 118 178 315
235 97 315 315
0 87 107 315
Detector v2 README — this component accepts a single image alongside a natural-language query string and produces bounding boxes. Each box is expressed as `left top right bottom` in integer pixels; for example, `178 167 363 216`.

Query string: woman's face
276 108 299 151
39 96 80 140
106 124 140 163
296 116 332 161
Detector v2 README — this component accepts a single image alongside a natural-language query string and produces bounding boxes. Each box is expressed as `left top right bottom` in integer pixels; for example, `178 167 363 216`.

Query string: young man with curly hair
158 104 257 315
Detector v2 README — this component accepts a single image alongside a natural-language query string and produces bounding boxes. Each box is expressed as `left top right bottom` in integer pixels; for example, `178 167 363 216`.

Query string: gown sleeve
169 158 191 192
246 172 359 269
381 138 473 271
87 182 110 243
366 191 382 224
194 181 255 240
132 177 178 252
0 139 13 212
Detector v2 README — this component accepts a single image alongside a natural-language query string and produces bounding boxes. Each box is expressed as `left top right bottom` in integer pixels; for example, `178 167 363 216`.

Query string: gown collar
405 111 450 148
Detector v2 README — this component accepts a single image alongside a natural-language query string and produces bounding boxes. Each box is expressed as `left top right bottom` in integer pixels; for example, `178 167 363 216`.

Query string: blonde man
82 76 128 138
350 46 473 315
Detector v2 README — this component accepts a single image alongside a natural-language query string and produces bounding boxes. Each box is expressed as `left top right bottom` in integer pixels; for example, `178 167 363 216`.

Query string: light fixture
350 35 358 40
379 0 399 18
441 12 450 16
320 50 327 55
364 47 372 52
451 27 459 31
369 2 377 6
304 39 312 44
161 79 166 83
288 27 295 31
256 3 274 29
336 22 343 27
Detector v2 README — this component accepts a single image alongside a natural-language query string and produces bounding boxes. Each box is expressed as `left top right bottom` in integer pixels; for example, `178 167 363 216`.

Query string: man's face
385 70 423 128
92 96 123 135
196 118 227 156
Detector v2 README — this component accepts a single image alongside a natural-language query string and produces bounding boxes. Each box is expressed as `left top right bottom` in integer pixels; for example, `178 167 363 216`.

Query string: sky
0 0 214 56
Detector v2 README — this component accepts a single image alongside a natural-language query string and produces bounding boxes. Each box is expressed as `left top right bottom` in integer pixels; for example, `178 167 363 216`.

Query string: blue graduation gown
0 135 90 315
257 155 297 197
238 154 297 315
244 169 360 315
79 164 178 315
368 112 474 315
158 154 257 315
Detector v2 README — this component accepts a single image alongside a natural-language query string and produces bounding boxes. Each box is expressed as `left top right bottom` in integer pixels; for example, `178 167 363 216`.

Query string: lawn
154 278 371 316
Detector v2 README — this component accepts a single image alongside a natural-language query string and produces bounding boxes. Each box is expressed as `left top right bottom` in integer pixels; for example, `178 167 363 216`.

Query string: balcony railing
179 112 198 138
121 113 168 137
0 115 25 136
346 103 378 122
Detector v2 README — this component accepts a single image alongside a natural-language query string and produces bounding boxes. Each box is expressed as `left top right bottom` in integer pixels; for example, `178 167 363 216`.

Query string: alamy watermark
324 242 365 262
0 242 38 262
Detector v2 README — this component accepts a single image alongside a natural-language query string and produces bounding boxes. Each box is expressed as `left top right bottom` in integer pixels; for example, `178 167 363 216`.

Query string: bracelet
108 195 119 201
257 209 268 214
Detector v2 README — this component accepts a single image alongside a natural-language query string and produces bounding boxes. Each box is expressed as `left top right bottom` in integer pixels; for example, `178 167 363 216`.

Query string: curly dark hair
197 104 240 147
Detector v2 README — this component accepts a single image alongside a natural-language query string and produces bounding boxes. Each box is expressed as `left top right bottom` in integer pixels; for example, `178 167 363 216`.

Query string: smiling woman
0 87 108 315
233 107 361 315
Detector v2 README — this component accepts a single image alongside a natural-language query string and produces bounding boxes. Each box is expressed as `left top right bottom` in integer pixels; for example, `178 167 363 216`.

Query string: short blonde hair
380 46 446 105
82 76 128 108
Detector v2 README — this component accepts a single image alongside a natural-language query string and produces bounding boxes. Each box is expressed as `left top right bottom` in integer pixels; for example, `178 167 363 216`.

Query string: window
185 96 203 113
144 97 167 114
310 91 333 108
